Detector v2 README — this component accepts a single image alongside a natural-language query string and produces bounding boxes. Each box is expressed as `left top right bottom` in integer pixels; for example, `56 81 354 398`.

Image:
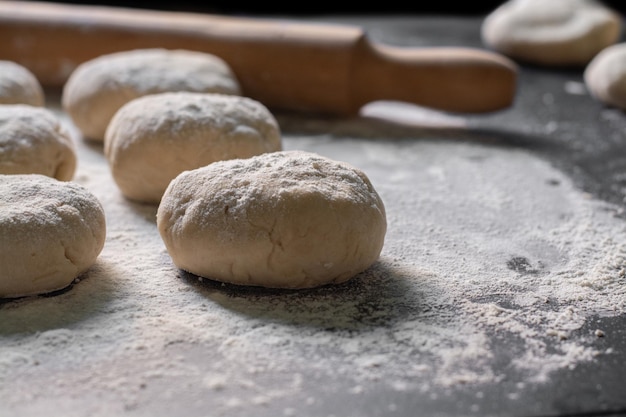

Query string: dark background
38 0 626 16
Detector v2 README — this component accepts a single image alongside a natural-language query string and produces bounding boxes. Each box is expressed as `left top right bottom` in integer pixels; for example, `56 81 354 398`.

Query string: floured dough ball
584 43 626 110
105 92 282 204
62 48 242 141
0 174 106 298
157 150 387 289
481 0 622 66
0 105 77 180
0 60 45 106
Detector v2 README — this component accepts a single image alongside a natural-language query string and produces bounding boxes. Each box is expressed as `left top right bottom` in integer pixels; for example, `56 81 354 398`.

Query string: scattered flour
0 105 625 416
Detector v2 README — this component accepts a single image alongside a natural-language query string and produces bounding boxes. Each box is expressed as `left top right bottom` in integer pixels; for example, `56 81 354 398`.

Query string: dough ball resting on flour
481 0 622 66
104 92 282 204
62 48 242 141
584 43 626 110
0 105 77 180
0 174 106 298
0 60 45 107
157 150 387 289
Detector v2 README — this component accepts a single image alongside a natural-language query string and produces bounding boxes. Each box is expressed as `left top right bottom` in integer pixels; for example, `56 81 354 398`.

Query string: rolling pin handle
350 36 518 113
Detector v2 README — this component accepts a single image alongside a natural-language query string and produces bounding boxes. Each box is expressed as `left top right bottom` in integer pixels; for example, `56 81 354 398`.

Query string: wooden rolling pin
0 1 518 116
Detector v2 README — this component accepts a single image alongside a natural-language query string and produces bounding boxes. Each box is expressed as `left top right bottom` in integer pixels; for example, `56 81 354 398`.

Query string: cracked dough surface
0 174 106 298
104 92 282 204
0 60 45 107
62 48 242 141
0 105 77 180
156 150 387 289
481 0 622 66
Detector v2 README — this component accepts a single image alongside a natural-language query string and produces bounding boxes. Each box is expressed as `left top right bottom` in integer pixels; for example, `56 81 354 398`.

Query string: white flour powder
0 105 624 416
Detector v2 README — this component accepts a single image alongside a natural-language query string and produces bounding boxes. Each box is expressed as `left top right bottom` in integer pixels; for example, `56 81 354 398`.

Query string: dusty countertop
2 13 626 417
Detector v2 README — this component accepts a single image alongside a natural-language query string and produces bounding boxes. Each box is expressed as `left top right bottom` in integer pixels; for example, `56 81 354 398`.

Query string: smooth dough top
481 0 622 66
0 60 45 107
157 150 387 289
104 92 282 204
61 48 242 140
0 105 77 181
0 174 106 298
584 42 626 110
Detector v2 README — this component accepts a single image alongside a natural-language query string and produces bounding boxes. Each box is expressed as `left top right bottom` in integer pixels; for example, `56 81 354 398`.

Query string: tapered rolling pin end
351 38 518 114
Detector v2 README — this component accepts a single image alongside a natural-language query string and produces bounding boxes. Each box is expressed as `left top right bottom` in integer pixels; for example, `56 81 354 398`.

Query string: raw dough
584 42 626 110
0 174 106 298
157 150 387 289
481 0 622 66
62 48 242 141
0 60 45 106
0 104 77 180
104 92 282 204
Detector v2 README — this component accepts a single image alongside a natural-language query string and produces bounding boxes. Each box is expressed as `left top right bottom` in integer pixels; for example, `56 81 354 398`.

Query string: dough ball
157 150 387 289
62 48 242 141
0 60 45 106
584 43 626 110
0 174 106 298
481 0 622 66
104 92 282 204
0 105 77 181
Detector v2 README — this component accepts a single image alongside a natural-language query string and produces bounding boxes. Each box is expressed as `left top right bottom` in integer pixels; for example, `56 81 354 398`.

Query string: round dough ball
105 92 282 204
481 0 622 66
0 174 106 298
0 105 77 181
0 60 45 107
157 150 387 289
62 48 242 141
584 42 626 110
